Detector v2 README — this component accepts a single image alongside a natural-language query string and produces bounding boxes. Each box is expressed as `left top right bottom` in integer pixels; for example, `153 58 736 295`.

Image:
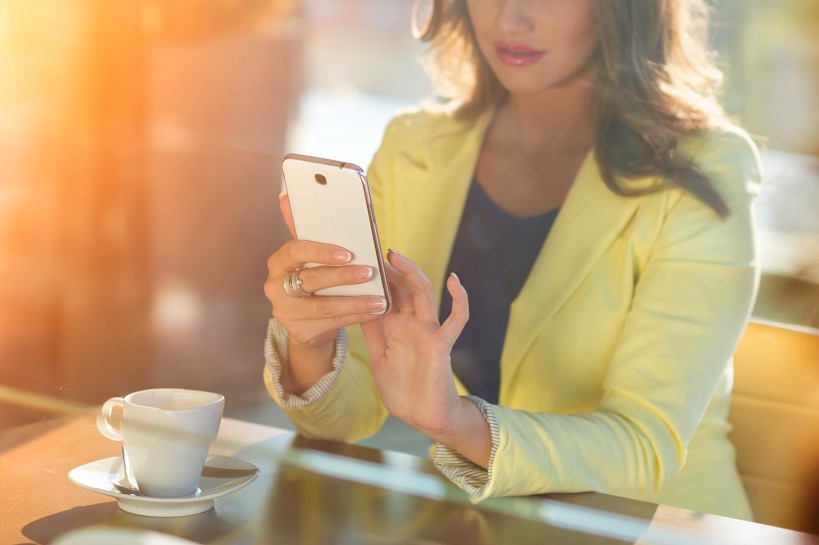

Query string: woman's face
465 0 599 96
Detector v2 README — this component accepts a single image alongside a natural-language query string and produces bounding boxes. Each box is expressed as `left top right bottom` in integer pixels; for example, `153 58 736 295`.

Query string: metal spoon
112 480 141 496
113 446 141 496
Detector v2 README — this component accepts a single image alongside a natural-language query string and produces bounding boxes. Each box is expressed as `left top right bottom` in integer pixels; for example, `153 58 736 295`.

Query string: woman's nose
497 0 535 35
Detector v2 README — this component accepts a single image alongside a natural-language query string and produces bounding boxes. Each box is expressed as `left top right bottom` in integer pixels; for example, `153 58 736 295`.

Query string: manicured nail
450 272 460 281
333 250 352 263
355 266 374 280
387 248 402 257
368 297 387 310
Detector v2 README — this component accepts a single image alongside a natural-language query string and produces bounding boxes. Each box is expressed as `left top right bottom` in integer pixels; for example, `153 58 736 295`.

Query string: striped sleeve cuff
264 318 347 408
432 395 500 499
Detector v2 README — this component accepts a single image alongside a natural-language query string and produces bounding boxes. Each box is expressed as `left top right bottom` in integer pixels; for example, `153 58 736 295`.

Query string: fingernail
355 266 374 280
333 250 352 263
450 272 460 281
387 248 402 258
368 297 387 310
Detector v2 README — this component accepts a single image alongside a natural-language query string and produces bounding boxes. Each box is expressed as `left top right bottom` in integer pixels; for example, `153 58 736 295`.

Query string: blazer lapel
390 112 492 310
499 152 642 402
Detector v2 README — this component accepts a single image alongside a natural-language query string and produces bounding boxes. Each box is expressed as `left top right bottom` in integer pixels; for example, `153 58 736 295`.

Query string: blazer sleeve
440 129 761 502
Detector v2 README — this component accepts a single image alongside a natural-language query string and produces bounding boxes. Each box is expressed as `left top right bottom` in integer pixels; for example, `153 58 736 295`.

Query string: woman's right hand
264 192 386 350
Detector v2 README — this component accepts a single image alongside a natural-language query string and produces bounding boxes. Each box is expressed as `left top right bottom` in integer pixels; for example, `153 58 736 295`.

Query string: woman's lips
495 43 545 66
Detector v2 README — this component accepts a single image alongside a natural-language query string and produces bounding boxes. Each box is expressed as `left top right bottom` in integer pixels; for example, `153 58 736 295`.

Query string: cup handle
96 397 124 441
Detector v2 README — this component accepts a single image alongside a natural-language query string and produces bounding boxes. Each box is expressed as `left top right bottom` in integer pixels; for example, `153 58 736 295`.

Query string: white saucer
68 454 259 517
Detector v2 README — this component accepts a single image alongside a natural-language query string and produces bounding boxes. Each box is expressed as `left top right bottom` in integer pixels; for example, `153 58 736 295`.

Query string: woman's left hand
361 249 471 443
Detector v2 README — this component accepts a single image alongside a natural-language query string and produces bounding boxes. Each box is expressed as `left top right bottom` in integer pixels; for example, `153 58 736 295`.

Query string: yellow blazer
266 107 760 520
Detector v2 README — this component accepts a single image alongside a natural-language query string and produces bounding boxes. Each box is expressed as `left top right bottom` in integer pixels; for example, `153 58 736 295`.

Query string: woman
263 0 760 520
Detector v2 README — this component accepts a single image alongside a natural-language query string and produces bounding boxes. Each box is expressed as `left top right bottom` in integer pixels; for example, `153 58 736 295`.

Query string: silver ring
283 268 310 298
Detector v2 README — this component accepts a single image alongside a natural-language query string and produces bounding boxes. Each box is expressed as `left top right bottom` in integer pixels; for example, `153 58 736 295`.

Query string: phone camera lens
315 173 327 185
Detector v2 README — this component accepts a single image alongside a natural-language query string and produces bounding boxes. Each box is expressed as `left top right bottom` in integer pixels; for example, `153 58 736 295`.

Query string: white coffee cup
96 388 224 498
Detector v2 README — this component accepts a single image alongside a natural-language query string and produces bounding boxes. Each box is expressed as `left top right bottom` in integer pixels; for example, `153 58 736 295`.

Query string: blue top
438 180 559 404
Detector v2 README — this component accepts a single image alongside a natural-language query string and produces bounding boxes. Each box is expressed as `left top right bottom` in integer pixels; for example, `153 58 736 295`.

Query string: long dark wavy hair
416 0 733 218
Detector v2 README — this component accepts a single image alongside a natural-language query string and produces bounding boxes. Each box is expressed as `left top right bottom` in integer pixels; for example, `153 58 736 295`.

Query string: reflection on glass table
1 415 815 545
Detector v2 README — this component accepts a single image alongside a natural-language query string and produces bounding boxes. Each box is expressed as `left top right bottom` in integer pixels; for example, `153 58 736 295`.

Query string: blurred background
0 0 817 446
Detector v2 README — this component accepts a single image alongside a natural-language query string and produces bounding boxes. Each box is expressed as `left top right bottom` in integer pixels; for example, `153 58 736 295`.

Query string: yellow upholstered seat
728 319 819 532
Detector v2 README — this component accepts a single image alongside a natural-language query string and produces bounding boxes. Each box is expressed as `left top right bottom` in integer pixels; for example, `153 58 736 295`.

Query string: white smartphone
281 153 391 314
